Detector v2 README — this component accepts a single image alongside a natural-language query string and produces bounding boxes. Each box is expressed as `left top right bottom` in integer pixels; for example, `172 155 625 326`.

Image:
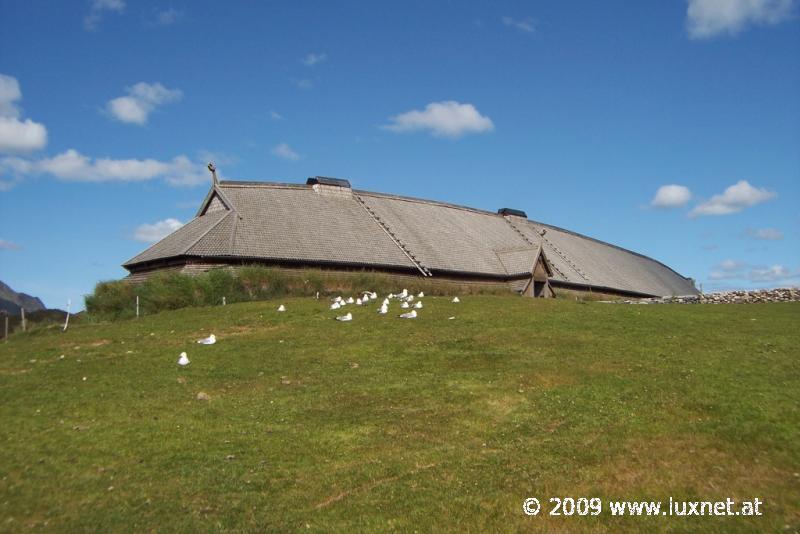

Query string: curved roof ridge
219 180 308 189
355 189 502 217
172 177 693 287
526 218 691 281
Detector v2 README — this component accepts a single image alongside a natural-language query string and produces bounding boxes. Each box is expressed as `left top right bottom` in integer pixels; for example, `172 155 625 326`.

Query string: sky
0 0 798 309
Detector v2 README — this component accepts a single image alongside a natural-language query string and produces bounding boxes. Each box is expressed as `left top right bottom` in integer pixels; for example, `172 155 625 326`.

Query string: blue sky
0 0 798 309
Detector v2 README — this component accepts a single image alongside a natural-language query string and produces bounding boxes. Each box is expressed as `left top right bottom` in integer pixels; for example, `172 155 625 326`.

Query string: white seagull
382 298 390 306
406 295 415 302
400 289 408 298
414 301 423 309
400 301 410 309
330 302 341 310
277 304 286 312
346 297 355 304
378 303 389 314
356 297 363 306
399 310 417 319
370 292 378 299
418 291 425 298
452 297 460 303
197 334 216 345
178 352 190 366
336 312 353 322
388 293 395 299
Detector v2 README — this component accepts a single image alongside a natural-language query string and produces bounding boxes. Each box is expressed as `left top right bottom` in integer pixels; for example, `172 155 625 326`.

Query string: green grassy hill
1 296 798 531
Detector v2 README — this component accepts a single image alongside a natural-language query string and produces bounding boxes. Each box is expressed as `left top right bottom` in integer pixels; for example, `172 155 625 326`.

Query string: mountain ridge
0 280 46 315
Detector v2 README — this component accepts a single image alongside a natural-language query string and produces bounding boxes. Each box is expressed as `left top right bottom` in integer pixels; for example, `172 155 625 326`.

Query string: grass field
1 296 798 532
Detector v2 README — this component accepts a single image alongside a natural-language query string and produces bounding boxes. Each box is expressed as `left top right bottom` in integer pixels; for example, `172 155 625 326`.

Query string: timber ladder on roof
502 216 589 283
354 193 433 277
540 234 590 282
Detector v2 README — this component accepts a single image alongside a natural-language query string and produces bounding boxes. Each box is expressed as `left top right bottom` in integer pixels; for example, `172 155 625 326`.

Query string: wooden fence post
136 295 140 318
21 308 26 333
63 299 71 332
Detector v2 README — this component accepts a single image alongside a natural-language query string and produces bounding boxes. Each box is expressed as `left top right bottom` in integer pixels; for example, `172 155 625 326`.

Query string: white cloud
94 0 125 9
84 0 125 30
709 270 737 280
154 8 181 26
0 238 21 250
708 259 799 284
0 74 48 154
106 82 182 125
383 101 494 138
709 259 747 279
501 16 536 33
270 110 283 120
134 218 184 243
0 149 210 188
746 227 784 240
709 272 735 280
686 0 796 39
719 259 746 271
748 264 797 282
0 74 22 118
292 79 314 90
0 118 48 154
271 143 300 161
650 184 692 208
689 180 776 217
302 53 327 66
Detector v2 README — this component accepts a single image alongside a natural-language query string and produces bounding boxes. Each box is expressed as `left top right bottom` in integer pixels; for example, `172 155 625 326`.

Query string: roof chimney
306 176 351 188
307 176 352 199
498 208 527 218
207 162 219 185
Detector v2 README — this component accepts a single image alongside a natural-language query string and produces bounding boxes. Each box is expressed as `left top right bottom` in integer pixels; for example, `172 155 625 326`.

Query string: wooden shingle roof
124 179 698 297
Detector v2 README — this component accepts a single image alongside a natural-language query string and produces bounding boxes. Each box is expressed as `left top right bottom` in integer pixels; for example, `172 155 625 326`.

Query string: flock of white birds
178 289 461 366
329 288 429 321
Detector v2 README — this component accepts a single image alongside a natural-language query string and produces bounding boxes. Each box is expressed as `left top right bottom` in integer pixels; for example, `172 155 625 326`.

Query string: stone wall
615 288 800 305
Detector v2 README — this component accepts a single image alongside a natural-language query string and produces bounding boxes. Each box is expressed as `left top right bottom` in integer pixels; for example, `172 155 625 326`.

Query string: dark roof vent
498 208 527 218
307 176 351 188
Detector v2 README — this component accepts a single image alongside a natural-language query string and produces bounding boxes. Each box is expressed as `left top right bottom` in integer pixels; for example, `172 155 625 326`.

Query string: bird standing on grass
178 352 190 366
452 297 460 303
378 303 388 314
277 304 286 312
401 301 410 309
414 301 423 309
